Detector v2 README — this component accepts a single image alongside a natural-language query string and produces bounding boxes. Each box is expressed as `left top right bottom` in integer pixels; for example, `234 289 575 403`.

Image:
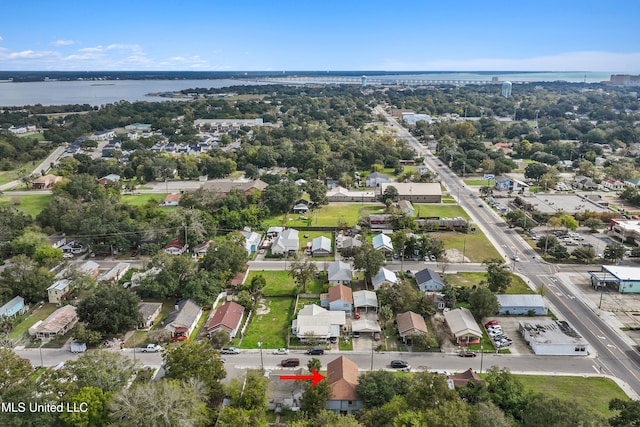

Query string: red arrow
280 367 325 388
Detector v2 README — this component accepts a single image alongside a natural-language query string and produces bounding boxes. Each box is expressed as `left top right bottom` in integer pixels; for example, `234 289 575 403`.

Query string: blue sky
1 0 639 71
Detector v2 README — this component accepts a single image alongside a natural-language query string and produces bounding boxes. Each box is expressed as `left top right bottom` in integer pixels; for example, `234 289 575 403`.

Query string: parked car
306 347 324 355
354 311 361 319
484 320 499 328
373 332 381 341
221 347 240 355
429 255 436 262
281 358 300 367
141 344 163 353
329 336 338 343
405 270 413 278
352 332 360 338
458 351 477 357
273 348 289 355
390 360 409 369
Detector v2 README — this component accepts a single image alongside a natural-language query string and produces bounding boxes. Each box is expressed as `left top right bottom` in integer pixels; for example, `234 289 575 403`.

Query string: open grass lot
462 179 485 186
188 308 210 341
298 231 333 250
263 203 386 228
0 194 52 217
0 170 19 186
517 374 628 418
121 193 169 206
247 270 326 296
415 204 469 219
445 272 535 294
433 230 500 262
241 297 294 348
10 303 59 340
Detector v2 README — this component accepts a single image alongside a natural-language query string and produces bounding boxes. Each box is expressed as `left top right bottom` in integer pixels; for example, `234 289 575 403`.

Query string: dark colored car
306 347 325 355
458 351 477 357
281 358 300 367
390 360 409 369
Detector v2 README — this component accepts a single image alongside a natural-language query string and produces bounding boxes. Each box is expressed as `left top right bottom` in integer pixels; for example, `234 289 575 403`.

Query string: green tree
469 401 511 427
73 322 104 346
307 357 322 373
200 235 247 282
0 254 55 304
484 259 511 293
163 340 226 402
32 245 64 266
289 257 318 293
550 244 570 261
353 242 386 284
572 246 596 263
380 185 399 205
356 370 409 408
609 398 640 427
226 370 268 412
10 231 51 257
604 242 625 262
60 386 112 427
303 179 328 206
468 287 499 321
584 217 604 233
300 380 332 419
485 367 530 419
77 286 141 336
521 393 606 427
209 329 230 349
63 350 139 393
505 210 535 231
261 180 301 214
524 163 549 182
559 214 579 231
109 379 209 427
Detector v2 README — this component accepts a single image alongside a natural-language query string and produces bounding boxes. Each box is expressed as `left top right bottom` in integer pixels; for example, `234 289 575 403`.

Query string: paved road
376 105 640 398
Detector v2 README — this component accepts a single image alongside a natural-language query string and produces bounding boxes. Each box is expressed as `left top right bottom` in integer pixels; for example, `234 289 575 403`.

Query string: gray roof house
365 172 391 187
271 229 299 255
138 302 163 328
164 299 203 340
371 267 398 290
327 261 352 285
0 296 27 318
311 236 332 256
372 233 393 253
415 268 445 292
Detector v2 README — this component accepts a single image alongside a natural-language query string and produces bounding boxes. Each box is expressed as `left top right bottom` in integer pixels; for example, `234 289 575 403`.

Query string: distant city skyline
1 0 639 72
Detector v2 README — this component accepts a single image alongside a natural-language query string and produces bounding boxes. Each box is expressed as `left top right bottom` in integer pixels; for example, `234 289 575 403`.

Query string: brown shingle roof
450 368 486 387
207 301 245 334
396 311 428 338
327 284 353 304
36 305 77 334
327 356 359 401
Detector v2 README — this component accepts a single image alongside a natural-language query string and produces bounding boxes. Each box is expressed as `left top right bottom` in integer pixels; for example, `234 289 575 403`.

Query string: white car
488 330 503 337
63 253 74 259
273 348 289 355
221 347 240 355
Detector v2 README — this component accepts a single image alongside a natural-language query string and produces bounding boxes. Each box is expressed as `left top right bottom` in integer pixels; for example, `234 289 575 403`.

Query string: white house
242 229 262 255
271 229 299 255
371 267 398 290
365 172 391 187
327 261 352 285
372 233 393 253
292 304 346 342
311 236 332 256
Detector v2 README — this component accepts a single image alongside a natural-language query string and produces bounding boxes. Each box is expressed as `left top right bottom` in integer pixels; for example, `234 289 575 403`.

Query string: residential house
164 299 203 341
200 179 268 196
326 356 363 414
443 308 482 346
33 174 62 190
372 233 393 253
352 290 377 312
624 178 640 189
98 174 120 186
368 214 393 230
365 172 391 187
206 301 245 339
48 233 67 249
371 267 398 290
267 369 304 412
271 229 299 255
379 182 442 203
47 279 72 303
398 200 415 217
131 267 161 288
449 368 486 387
191 240 211 259
29 305 78 339
496 294 547 315
97 263 130 284
327 261 352 285
0 296 27 318
340 236 362 253
242 229 262 255
138 302 163 328
602 177 624 190
78 260 100 279
164 238 188 255
573 176 598 190
396 311 428 344
292 304 346 342
415 268 445 292
326 186 376 202
89 130 116 141
266 226 284 238
322 284 353 314
311 236 332 257
161 193 182 206
292 203 309 214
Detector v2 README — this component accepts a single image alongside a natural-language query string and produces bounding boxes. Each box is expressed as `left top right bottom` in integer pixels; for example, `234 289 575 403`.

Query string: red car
484 320 499 328
354 311 361 320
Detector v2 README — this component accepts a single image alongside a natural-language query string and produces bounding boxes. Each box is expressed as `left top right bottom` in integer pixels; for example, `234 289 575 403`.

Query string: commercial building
589 266 640 294
379 183 442 203
519 319 589 356
496 294 547 315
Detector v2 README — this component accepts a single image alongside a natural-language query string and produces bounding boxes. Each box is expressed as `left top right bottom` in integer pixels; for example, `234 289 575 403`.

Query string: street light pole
258 337 264 371
480 342 484 374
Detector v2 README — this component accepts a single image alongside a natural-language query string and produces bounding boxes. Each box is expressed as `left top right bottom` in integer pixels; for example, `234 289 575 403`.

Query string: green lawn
445 272 535 294
247 270 326 296
463 179 486 186
415 204 470 219
432 230 500 262
10 303 59 340
517 374 628 418
263 203 386 228
121 193 169 206
241 297 294 348
298 231 333 250
0 194 52 217
0 170 19 186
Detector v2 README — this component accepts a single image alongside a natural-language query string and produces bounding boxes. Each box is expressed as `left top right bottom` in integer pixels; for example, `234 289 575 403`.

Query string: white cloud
51 39 75 46
0 36 3 42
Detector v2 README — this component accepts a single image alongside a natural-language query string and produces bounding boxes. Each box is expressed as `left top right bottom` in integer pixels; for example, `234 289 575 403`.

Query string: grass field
415 204 470 219
10 303 59 340
462 179 486 186
247 270 326 296
0 170 19 186
0 194 52 218
263 203 386 228
121 193 169 206
445 272 535 294
432 230 500 262
517 374 628 418
241 297 294 348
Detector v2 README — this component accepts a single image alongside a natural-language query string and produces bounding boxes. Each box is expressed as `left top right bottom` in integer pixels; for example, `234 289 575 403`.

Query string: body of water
0 72 623 107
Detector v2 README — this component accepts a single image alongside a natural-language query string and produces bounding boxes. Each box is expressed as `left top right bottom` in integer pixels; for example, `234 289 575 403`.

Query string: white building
519 319 589 356
271 229 299 255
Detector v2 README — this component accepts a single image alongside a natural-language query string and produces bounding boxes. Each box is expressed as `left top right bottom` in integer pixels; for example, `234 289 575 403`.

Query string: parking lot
482 316 535 355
